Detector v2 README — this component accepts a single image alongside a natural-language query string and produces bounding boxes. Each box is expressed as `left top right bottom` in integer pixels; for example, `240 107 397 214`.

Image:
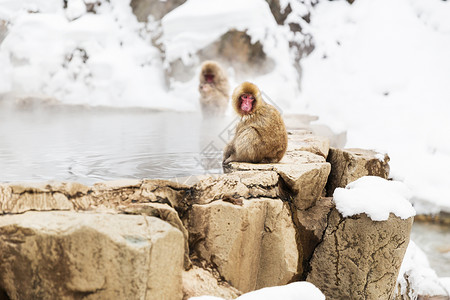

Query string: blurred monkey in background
223 81 287 164
198 61 230 117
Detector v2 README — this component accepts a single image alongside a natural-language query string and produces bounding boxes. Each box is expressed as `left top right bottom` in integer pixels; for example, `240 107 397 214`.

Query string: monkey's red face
240 93 255 113
204 73 214 83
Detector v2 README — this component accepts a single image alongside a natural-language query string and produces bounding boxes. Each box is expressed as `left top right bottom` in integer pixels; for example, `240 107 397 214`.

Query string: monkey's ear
231 82 262 116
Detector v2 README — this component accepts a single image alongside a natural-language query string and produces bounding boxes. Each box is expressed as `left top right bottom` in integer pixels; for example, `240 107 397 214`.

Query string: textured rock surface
0 211 184 300
192 171 280 205
287 130 330 158
120 202 191 268
307 209 413 300
326 148 390 196
0 179 191 214
187 198 297 293
0 181 88 213
91 179 189 209
182 266 240 300
291 197 334 278
227 154 331 210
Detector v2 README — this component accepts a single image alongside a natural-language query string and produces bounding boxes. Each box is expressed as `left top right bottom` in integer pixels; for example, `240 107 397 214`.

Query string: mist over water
0 100 235 185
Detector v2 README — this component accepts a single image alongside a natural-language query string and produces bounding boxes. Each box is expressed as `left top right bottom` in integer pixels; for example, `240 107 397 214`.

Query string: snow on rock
333 176 416 221
396 240 449 299
161 0 277 66
188 281 325 300
0 0 191 110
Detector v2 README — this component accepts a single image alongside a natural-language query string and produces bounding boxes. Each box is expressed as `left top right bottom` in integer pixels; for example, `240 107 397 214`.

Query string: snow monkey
198 60 230 117
222 82 288 164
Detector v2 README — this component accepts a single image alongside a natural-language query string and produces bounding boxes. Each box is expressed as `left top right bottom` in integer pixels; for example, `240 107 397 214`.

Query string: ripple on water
0 104 229 185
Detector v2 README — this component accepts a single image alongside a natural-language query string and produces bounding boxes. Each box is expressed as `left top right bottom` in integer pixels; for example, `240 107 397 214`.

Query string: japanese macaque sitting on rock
223 82 288 164
198 61 230 117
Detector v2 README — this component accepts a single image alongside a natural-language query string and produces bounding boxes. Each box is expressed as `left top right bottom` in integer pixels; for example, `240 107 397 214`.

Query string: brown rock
287 130 330 158
120 202 191 269
291 197 334 278
226 152 330 210
187 198 297 293
192 171 280 205
307 209 413 300
0 181 89 214
0 211 184 300
182 266 240 300
130 0 186 21
91 179 190 210
326 148 390 196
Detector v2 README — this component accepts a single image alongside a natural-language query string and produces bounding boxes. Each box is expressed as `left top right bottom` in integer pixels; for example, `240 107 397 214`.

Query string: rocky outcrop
187 198 297 293
182 266 240 300
326 147 390 196
226 151 330 210
307 210 413 300
0 131 417 300
0 211 184 300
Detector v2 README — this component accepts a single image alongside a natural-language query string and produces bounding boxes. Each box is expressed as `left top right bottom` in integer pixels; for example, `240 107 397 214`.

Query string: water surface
0 101 236 185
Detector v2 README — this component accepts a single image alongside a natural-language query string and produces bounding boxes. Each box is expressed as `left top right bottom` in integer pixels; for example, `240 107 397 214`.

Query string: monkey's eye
242 94 254 101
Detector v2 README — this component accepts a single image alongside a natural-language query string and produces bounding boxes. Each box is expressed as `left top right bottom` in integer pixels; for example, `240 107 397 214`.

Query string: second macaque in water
223 82 288 164
198 61 230 117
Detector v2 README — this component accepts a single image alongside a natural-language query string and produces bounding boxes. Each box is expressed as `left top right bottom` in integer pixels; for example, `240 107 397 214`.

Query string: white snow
396 240 450 298
161 0 276 65
333 176 416 221
0 0 191 110
188 281 325 300
297 0 450 215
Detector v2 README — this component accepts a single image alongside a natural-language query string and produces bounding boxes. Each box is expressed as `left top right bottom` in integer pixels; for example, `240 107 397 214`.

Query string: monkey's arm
229 126 265 163
222 143 235 164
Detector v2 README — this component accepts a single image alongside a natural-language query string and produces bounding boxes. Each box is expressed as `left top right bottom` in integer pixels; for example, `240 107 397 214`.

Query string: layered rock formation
0 130 416 300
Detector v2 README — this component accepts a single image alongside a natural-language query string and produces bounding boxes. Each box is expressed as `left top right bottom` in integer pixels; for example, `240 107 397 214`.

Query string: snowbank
333 176 416 221
396 240 450 298
298 0 450 215
0 0 189 110
189 281 325 300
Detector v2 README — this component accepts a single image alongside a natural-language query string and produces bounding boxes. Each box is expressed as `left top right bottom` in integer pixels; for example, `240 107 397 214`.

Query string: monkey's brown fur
223 82 288 164
198 61 230 117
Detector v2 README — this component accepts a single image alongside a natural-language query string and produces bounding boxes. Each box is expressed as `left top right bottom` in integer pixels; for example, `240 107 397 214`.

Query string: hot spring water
0 102 235 185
